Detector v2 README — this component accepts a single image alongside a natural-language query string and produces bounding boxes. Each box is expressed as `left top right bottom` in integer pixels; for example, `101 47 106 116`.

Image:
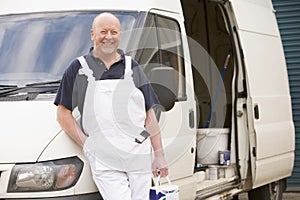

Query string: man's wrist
154 149 165 157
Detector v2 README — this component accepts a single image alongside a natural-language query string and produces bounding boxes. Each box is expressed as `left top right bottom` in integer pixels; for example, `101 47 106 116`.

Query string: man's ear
90 29 94 41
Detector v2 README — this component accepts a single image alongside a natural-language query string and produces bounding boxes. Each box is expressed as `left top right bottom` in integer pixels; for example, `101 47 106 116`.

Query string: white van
0 0 294 199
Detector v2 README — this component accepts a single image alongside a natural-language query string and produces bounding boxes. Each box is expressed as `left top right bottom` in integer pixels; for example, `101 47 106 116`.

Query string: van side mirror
146 64 178 111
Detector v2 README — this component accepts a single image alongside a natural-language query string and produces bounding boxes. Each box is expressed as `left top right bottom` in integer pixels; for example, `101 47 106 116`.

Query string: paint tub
196 128 229 164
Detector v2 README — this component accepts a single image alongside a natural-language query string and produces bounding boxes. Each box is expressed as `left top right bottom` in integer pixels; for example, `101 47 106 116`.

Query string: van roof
0 0 182 15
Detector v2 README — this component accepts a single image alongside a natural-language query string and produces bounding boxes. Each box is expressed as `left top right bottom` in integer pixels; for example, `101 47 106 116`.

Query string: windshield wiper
0 84 18 90
0 80 61 97
0 87 23 97
26 80 61 87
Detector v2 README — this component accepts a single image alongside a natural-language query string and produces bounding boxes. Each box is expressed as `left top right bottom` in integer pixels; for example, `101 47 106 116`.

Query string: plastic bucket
196 128 229 165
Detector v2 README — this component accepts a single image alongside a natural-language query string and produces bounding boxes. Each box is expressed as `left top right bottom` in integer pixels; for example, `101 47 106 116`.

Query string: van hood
0 99 62 163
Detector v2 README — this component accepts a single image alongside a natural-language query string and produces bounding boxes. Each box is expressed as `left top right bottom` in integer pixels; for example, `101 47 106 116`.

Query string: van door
129 10 197 181
230 0 295 187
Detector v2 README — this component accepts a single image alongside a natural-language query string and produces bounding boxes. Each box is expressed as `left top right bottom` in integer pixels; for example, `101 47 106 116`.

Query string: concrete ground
238 192 300 199
283 193 300 200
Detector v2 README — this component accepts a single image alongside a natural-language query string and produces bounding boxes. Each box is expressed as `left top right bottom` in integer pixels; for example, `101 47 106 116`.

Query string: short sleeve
54 59 81 111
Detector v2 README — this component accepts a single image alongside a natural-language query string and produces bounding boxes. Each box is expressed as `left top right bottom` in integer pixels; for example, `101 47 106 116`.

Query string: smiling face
91 13 121 57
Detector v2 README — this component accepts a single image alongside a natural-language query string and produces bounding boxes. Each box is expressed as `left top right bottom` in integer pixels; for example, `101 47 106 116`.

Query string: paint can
209 166 218 180
218 150 230 166
218 168 225 178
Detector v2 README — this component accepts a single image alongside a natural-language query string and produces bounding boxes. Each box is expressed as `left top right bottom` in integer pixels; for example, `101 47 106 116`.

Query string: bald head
92 12 121 30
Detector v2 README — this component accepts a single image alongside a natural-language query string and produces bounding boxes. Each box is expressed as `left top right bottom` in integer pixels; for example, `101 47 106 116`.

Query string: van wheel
248 179 286 200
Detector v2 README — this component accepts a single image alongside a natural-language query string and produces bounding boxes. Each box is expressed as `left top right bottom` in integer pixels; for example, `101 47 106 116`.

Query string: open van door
230 0 295 188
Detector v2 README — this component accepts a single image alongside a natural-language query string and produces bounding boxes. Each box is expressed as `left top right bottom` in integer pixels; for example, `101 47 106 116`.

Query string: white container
209 166 218 180
197 128 229 164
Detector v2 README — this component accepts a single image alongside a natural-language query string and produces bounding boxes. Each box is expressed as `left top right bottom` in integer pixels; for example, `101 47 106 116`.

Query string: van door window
136 14 185 111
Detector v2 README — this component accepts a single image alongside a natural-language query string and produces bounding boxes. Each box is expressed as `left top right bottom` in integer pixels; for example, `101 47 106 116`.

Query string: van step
196 176 239 198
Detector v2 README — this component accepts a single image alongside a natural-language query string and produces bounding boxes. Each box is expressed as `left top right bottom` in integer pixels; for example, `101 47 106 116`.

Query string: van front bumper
0 192 103 200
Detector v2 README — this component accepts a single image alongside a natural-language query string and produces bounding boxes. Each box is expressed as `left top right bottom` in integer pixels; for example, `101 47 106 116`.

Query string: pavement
283 193 300 200
237 192 300 199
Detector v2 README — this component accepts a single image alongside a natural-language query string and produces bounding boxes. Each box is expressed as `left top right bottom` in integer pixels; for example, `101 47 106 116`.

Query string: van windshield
0 11 140 87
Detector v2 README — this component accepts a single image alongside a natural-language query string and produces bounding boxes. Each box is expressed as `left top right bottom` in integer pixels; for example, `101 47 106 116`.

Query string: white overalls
78 56 152 200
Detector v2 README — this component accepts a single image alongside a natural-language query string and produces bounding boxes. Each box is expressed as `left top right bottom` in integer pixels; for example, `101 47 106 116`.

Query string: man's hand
152 151 168 177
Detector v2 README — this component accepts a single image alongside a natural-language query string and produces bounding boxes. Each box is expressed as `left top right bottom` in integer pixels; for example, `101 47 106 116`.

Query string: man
54 12 168 200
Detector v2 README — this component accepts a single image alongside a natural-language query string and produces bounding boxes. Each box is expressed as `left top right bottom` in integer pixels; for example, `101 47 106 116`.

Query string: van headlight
8 157 83 192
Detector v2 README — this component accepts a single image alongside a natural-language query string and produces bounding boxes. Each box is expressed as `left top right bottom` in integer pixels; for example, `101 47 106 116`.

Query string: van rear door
230 0 295 187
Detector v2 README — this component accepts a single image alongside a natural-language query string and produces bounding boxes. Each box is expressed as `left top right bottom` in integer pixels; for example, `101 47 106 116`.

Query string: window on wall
136 13 186 111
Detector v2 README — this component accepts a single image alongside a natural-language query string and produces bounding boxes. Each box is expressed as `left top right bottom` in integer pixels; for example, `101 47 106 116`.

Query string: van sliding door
230 0 294 188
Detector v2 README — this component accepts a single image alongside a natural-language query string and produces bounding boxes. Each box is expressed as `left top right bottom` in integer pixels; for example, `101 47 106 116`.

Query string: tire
248 179 286 200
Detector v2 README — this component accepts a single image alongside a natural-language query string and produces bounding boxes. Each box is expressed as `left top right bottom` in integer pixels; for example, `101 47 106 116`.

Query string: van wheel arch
248 179 286 200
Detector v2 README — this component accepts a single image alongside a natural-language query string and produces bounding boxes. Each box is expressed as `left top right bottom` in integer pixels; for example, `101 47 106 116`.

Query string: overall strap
77 56 95 82
124 55 133 79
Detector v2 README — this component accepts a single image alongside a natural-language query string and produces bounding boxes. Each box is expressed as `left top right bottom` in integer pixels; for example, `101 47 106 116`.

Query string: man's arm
56 105 87 148
145 108 168 177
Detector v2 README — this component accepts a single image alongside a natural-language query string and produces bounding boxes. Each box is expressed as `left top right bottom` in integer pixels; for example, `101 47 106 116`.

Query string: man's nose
105 31 113 39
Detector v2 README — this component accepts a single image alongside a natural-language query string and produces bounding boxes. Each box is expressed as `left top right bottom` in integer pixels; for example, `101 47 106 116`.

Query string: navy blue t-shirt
54 49 160 115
